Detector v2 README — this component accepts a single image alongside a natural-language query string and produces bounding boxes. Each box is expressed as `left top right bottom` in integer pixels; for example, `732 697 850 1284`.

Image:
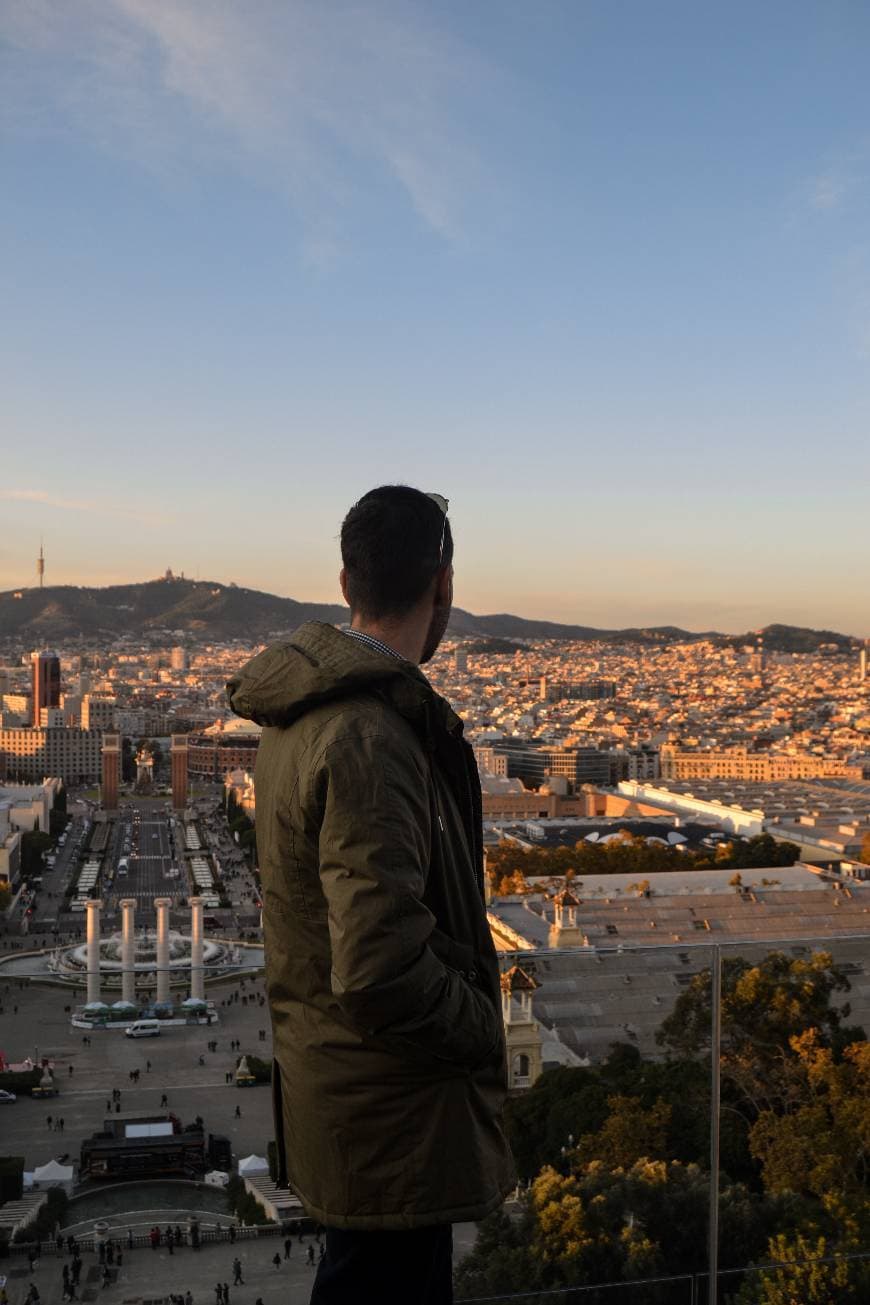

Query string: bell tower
548 885 585 948
500 964 543 1091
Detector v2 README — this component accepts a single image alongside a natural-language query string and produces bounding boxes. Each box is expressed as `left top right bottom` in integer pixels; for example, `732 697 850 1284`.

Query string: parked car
0 1089 17 1103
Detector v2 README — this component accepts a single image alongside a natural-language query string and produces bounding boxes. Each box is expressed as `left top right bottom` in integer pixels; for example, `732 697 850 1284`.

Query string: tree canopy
486 833 800 894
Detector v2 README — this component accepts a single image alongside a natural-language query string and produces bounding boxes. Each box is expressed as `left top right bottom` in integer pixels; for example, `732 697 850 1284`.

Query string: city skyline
1 562 868 640
2 2 870 632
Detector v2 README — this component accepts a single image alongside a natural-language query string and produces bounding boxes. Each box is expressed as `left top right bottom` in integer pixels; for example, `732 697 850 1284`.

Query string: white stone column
189 896 204 1003
154 897 172 1005
120 898 137 1005
86 899 103 1006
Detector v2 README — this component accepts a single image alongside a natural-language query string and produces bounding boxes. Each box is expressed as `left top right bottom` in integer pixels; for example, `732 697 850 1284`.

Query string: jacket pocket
428 926 480 983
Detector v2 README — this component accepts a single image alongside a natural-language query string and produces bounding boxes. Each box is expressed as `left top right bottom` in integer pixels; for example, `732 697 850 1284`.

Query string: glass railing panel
709 933 870 1305
454 1275 695 1304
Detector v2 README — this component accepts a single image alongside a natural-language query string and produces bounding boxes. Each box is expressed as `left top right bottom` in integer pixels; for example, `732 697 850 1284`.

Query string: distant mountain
0 577 859 651
723 624 856 654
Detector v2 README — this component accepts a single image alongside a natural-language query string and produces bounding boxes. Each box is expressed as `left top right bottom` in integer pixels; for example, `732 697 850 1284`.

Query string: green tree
734 1231 868 1304
21 830 52 877
656 951 854 1118
455 1159 788 1300
575 1094 671 1170
748 1033 870 1209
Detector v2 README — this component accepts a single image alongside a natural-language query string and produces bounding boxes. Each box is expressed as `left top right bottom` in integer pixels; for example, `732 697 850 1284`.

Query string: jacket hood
226 621 461 736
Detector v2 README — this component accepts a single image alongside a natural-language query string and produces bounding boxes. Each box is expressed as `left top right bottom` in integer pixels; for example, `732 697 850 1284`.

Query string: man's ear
339 568 349 604
435 564 453 605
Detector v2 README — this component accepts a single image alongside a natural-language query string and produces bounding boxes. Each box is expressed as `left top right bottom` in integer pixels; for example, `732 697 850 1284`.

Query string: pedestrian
116 1249 123 1268
222 1284 230 1305
225 487 510 1301
213 1286 221 1305
27 1248 37 1272
228 1224 236 1243
59 1117 64 1131
307 1244 315 1266
106 1243 114 1266
283 1237 292 1259
319 1241 325 1260
68 1064 73 1076
234 1105 241 1118
46 1114 52 1129
127 1227 134 1249
160 1093 168 1107
175 1225 183 1246
146 1059 151 1072
185 1294 193 1305
105 1099 111 1113
115 1101 120 1113
272 1252 281 1270
232 1257 243 1284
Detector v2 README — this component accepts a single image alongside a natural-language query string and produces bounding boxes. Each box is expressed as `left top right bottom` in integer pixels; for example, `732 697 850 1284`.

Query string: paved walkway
1 1222 480 1304
1 970 274 1176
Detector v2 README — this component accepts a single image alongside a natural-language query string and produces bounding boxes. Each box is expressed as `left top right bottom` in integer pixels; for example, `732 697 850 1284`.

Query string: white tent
32 1160 74 1194
204 1170 230 1188
238 1154 269 1177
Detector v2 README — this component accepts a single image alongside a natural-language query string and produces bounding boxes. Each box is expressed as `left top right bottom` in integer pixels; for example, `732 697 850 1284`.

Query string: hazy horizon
2 3 869 635
2 569 866 640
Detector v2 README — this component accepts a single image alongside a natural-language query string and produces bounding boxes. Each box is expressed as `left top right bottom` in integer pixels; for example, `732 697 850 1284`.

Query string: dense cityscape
1 577 869 1302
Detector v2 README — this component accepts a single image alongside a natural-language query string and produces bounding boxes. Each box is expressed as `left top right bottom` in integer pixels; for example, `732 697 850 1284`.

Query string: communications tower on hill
37 539 45 589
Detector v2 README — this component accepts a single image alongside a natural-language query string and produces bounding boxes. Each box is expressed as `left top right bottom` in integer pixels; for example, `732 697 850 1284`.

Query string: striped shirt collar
344 627 406 663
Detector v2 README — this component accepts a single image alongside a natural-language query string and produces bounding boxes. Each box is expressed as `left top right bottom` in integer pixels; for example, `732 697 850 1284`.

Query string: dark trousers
310 1224 453 1305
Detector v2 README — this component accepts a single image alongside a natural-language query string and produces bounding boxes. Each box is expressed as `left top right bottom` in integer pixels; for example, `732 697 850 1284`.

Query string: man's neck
350 617 421 664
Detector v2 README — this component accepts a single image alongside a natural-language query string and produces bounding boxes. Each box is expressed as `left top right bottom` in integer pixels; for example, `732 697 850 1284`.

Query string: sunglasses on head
425 492 449 566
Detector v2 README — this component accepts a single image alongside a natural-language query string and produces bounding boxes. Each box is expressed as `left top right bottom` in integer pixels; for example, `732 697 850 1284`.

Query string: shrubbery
13 1188 68 1244
225 1175 271 1225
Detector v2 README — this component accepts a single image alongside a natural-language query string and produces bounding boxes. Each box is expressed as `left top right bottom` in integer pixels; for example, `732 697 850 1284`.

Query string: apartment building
0 725 104 783
660 745 862 783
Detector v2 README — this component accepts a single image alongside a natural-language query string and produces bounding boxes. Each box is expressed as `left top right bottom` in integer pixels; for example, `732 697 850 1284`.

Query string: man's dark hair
341 484 453 621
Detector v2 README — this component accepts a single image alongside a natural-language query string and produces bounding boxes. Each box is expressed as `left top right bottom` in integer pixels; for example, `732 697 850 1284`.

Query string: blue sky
2 1 869 634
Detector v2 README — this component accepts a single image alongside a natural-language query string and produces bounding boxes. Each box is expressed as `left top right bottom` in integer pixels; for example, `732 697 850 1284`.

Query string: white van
124 1020 162 1038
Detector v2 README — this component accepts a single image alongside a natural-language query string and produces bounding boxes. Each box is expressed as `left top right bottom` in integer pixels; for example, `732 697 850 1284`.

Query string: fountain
0 895 264 1024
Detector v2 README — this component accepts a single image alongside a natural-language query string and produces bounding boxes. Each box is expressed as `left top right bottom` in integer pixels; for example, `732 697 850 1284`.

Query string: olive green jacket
226 622 515 1229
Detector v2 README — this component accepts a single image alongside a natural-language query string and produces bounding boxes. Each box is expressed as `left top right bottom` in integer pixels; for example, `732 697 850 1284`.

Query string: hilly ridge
0 577 857 651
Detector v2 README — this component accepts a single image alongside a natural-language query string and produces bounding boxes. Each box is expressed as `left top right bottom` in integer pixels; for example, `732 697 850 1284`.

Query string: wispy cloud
809 170 850 211
0 0 493 244
807 147 870 213
0 488 170 527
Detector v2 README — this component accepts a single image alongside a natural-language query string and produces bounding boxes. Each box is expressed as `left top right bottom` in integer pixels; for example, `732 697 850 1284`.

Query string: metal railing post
708 945 722 1305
